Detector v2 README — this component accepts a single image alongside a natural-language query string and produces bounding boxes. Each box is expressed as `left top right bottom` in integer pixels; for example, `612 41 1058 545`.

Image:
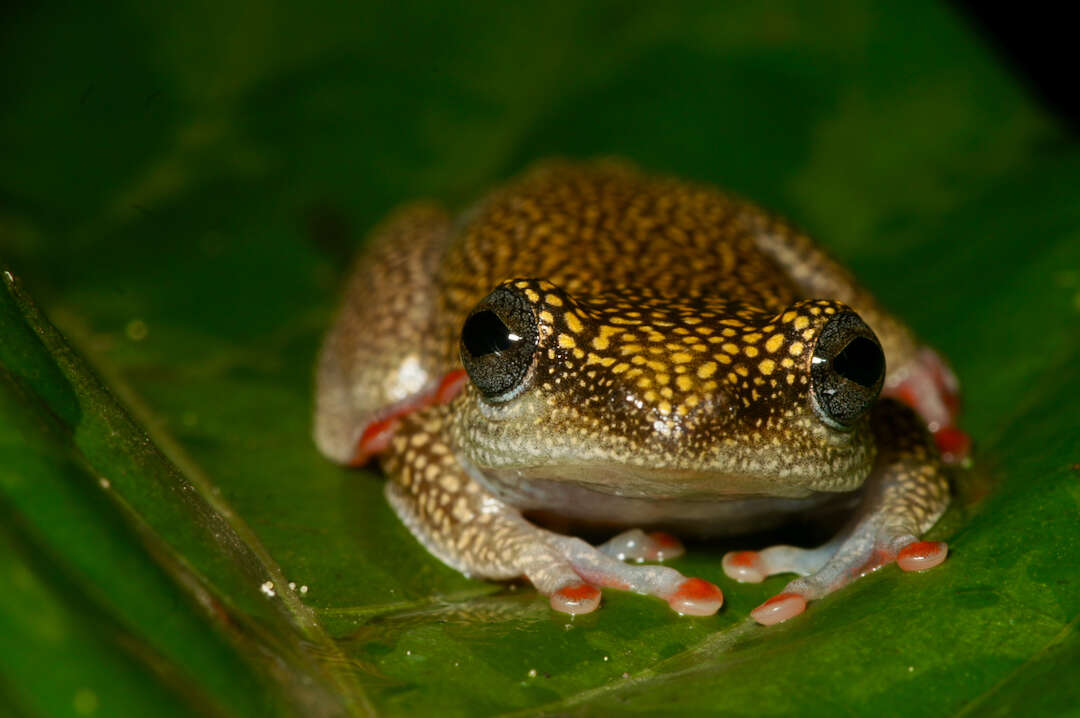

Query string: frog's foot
725 532 948 625
533 534 721 616
727 400 951 626
884 347 970 464
597 529 685 562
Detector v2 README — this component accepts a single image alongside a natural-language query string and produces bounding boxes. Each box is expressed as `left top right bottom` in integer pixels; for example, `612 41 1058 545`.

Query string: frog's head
451 278 885 500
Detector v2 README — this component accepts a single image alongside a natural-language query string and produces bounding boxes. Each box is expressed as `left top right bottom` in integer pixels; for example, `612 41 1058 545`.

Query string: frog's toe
751 592 807 625
545 535 722 616
598 529 685 562
896 540 948 572
664 577 725 616
550 583 603 614
722 542 837 583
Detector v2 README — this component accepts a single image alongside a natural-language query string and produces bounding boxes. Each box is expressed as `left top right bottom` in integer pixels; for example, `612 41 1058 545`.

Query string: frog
314 161 966 625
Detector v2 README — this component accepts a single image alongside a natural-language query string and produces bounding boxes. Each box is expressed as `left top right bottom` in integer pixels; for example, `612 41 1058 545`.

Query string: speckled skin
315 162 955 622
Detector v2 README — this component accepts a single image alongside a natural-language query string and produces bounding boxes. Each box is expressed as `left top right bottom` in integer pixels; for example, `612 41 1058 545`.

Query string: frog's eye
810 312 886 429
460 286 539 400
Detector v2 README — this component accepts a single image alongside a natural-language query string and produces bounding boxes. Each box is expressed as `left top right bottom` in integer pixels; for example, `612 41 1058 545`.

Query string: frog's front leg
722 399 950 625
383 407 723 616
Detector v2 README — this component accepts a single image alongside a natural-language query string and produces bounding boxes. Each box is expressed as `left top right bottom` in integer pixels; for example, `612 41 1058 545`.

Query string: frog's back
314 161 910 465
438 162 801 321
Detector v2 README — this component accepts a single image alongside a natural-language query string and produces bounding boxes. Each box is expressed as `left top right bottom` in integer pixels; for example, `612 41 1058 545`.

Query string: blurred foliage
2 1 1079 716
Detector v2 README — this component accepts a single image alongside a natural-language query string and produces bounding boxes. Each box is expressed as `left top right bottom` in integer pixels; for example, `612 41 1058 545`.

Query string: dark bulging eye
811 312 886 429
832 336 885 388
462 310 515 357
460 285 539 400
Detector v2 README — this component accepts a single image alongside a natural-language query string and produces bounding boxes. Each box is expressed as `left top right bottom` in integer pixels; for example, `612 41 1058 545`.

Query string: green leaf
2 1 1078 716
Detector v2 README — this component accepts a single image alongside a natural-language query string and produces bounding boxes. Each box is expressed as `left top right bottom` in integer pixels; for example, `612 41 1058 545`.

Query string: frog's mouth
496 463 826 498
467 462 851 530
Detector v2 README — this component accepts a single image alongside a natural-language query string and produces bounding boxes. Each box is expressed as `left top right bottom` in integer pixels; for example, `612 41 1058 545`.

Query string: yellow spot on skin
722 343 739 354
613 362 630 374
658 400 672 415
794 316 810 330
572 348 585 359
637 376 653 389
525 289 540 302
735 366 749 377
698 362 718 379
743 333 762 344
717 354 732 364
593 325 622 350
655 373 671 386
758 359 776 375
545 294 564 307
789 342 804 356
765 334 785 353
440 474 461 492
744 346 759 358
558 334 577 349
782 311 797 323
646 359 666 372
671 352 693 364
685 394 700 408
676 375 694 391
786 373 796 385
644 390 659 402
565 312 584 334
539 310 555 324
621 344 643 355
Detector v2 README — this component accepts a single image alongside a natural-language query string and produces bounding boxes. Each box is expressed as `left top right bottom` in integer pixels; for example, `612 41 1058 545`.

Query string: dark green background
2 2 1079 716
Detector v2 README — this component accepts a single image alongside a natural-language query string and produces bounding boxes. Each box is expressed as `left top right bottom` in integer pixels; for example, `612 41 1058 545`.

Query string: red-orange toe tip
668 577 723 616
751 592 806 626
551 583 602 615
722 550 766 583
646 531 685 560
897 541 948 572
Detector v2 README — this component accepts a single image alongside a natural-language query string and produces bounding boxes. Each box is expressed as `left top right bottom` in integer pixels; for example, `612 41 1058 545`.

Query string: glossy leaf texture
2 1 1079 716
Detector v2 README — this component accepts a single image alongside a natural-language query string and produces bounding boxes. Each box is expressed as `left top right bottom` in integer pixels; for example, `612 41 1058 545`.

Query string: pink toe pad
897 541 948 572
551 583 602 614
647 531 685 561
722 550 767 583
667 577 724 616
751 592 806 626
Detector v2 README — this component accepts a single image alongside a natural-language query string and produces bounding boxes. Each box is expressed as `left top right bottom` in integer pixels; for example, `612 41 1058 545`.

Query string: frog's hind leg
314 204 454 465
722 399 950 626
383 405 723 616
